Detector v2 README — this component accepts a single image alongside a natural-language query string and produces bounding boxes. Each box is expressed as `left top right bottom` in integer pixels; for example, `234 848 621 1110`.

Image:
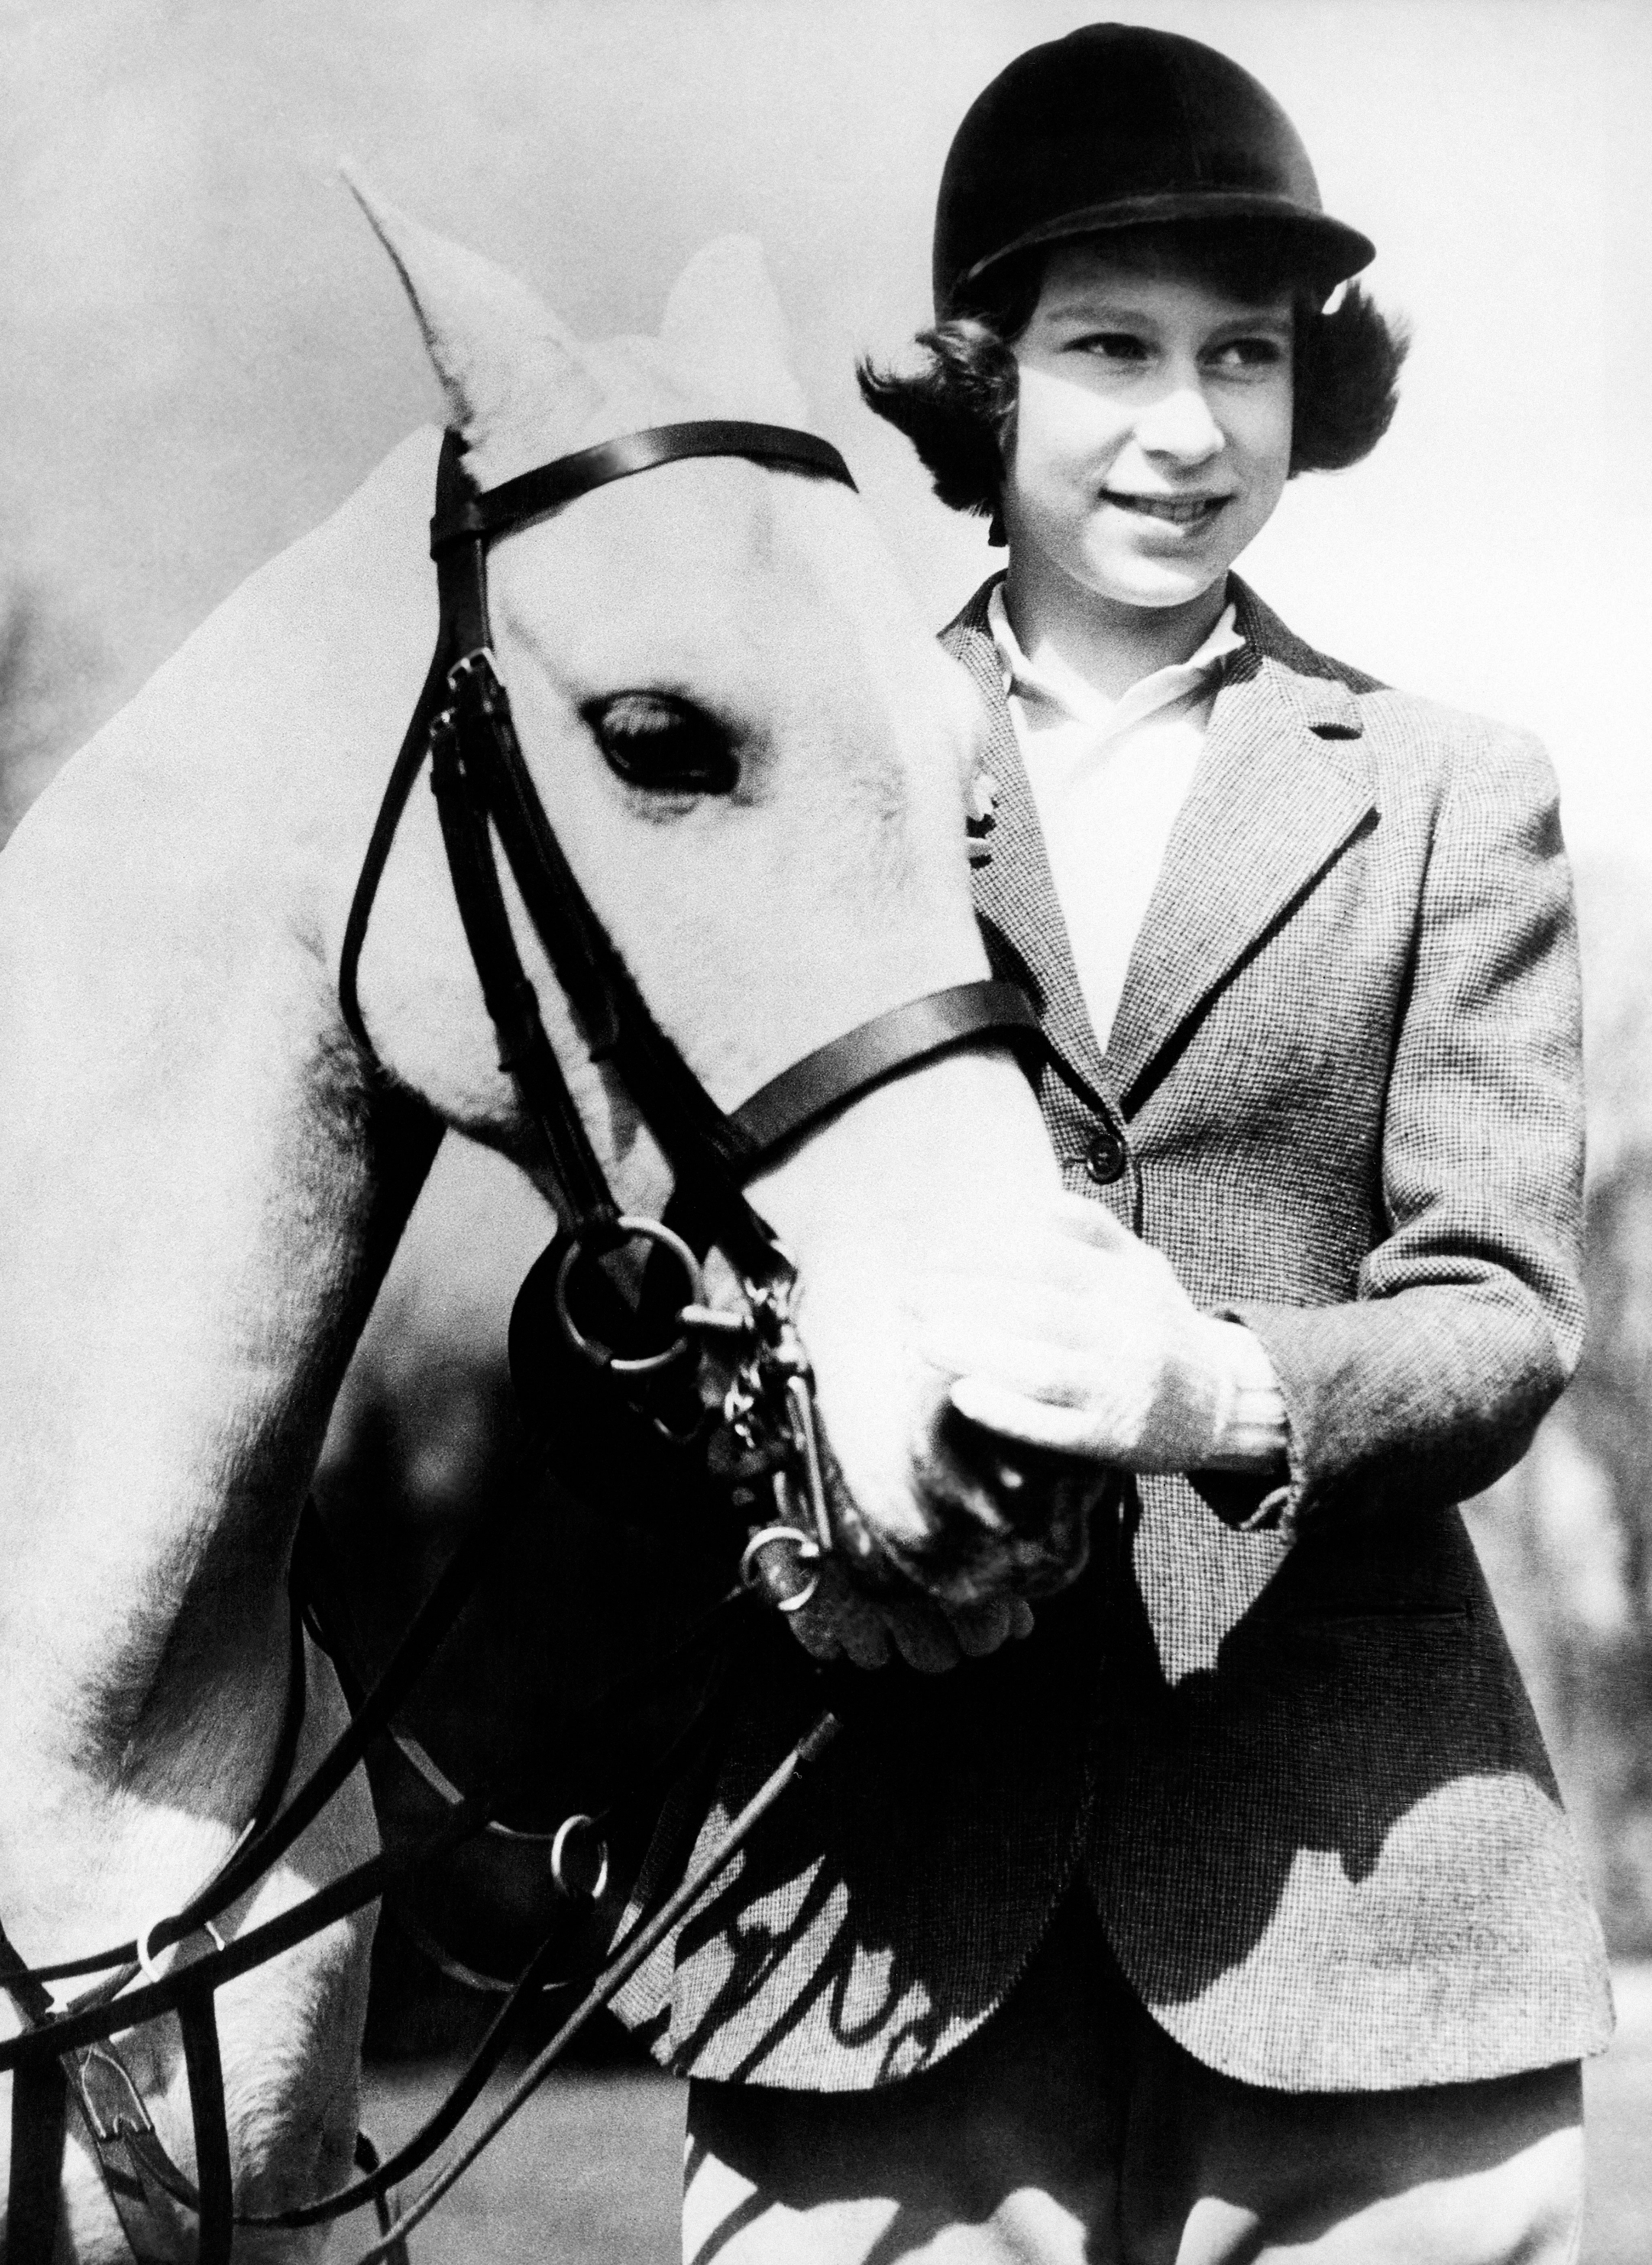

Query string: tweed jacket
612 574 1613 2094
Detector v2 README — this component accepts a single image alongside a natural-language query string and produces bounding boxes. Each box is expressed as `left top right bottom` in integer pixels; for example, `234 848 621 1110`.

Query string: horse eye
586 692 737 796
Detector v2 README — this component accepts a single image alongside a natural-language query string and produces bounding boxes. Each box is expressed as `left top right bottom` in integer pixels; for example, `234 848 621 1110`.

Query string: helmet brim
950 193 1376 313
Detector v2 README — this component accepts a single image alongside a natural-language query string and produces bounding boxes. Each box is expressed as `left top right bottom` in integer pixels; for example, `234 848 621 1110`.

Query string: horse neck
0 444 444 1844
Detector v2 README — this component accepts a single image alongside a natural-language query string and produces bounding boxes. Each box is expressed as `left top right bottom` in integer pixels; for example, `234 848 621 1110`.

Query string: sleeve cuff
1204 1317 1290 1468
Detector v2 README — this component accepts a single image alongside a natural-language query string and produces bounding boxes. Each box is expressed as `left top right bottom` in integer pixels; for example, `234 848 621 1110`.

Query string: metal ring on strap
136 1916 226 1986
547 1816 610 1905
739 1526 822 1614
553 1216 706 1375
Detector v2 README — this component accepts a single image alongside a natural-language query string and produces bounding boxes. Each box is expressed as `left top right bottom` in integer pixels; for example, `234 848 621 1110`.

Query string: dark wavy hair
858 222 1409 542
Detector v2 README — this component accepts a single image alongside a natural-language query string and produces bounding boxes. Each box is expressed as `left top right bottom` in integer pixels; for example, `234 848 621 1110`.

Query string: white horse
0 184 1102 2259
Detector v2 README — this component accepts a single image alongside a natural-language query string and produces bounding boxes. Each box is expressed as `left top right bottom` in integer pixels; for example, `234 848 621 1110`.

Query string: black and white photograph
3 4 1650 2259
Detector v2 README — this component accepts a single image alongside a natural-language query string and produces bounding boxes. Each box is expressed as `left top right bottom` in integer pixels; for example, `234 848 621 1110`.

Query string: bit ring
554 1216 707 1375
740 1526 822 1614
548 1814 611 1904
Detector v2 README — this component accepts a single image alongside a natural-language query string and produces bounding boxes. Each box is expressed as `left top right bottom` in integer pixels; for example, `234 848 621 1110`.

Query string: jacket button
1084 1126 1128 1185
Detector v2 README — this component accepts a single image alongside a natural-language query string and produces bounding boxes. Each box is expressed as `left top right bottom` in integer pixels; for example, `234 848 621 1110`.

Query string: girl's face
1001 243 1295 617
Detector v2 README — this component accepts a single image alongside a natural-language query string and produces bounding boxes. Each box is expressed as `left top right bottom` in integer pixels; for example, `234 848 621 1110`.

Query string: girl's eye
1210 336 1288 370
1068 330 1150 364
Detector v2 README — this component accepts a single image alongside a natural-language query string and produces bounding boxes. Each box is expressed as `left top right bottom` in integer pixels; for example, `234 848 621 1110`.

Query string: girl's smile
1100 489 1234 528
1000 244 1295 669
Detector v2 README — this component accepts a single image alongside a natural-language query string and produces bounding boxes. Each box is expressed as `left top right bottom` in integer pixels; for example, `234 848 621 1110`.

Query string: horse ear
342 163 604 467
659 237 809 423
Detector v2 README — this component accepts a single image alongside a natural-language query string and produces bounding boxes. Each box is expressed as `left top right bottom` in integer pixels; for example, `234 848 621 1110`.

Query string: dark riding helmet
933 23 1376 319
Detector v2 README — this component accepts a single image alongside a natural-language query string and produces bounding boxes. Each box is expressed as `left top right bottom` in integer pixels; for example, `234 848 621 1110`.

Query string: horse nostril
938 1403 1062 1532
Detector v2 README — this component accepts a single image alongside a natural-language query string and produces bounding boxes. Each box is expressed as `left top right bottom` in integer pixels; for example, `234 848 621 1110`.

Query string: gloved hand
911 1192 1287 1473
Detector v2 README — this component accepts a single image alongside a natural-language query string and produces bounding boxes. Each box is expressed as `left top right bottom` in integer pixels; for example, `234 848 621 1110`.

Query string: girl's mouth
1102 491 1228 528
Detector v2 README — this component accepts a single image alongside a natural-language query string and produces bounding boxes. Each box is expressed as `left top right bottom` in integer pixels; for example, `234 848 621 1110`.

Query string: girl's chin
1079 560 1229 614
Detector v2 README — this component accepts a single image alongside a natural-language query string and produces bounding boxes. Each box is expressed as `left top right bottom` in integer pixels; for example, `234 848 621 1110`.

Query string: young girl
662 28 1610 2260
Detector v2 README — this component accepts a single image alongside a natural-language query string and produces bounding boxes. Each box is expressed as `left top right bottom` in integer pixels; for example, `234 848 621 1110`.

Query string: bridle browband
428 419 855 551
0 417 1049 2265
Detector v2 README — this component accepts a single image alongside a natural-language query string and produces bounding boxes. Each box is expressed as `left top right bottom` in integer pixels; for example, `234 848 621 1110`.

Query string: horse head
0 178 1116 2261
339 184 1110 1667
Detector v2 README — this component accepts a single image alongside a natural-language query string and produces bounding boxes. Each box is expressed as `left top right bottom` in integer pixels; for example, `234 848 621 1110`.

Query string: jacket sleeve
1227 727 1586 1530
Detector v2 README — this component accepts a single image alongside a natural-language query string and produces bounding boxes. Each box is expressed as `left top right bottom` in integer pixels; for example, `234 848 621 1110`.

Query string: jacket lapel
942 576 1377 1121
1102 582 1377 1108
944 591 1116 1108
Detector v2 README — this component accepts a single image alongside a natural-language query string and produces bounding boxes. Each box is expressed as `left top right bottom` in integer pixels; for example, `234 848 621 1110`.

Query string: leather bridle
0 417 1047 2265
338 420 1040 1272
342 416 1043 1603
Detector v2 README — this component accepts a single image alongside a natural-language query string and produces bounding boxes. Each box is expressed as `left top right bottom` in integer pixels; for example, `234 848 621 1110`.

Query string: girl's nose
1133 382 1225 464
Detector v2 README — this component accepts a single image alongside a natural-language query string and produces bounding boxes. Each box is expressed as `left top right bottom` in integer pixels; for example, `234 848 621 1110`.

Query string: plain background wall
3 0 1649 856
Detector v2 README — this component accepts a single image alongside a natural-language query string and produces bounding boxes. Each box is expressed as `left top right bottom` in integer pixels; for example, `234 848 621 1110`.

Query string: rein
0 416 1047 2265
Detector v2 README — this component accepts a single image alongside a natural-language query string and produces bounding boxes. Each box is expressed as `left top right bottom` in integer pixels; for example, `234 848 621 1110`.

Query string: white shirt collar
987 579 1244 743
